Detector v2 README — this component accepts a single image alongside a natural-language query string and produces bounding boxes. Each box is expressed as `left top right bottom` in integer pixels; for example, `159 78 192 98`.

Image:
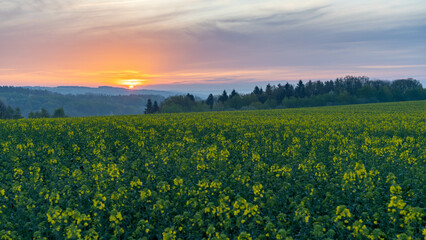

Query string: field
0 101 425 239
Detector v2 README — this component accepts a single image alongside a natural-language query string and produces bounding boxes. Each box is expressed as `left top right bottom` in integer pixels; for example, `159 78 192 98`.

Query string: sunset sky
1 0 425 93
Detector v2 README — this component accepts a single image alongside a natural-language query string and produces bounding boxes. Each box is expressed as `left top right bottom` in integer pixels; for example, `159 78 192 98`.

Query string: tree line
0 86 164 117
28 107 67 118
0 100 68 119
0 101 23 119
145 76 425 114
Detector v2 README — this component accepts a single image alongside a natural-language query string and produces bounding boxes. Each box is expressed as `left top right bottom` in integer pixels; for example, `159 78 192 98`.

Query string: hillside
0 87 165 117
24 86 178 97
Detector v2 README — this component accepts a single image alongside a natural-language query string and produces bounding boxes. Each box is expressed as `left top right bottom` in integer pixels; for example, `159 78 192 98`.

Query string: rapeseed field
0 101 424 239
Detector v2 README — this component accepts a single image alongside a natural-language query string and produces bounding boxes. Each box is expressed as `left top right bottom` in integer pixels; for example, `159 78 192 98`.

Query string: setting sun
119 79 145 89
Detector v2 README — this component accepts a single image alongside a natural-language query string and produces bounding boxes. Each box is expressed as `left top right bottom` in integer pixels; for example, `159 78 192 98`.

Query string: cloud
359 65 426 69
216 5 329 29
0 0 425 88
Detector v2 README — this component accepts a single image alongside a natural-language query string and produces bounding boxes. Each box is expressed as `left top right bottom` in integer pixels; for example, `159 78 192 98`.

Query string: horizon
1 0 425 91
4 75 426 97
3 75 423 98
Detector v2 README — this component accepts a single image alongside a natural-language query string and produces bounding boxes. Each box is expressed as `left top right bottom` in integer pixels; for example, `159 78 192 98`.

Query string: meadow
0 101 424 239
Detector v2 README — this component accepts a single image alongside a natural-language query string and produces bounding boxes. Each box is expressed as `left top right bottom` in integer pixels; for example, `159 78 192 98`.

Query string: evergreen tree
275 84 286 103
253 86 261 95
305 80 314 97
284 83 294 98
153 101 160 113
324 80 335 93
186 93 195 102
206 94 214 109
265 84 273 96
313 81 325 95
230 89 239 99
144 99 153 114
295 80 305 98
218 90 228 103
138 76 425 113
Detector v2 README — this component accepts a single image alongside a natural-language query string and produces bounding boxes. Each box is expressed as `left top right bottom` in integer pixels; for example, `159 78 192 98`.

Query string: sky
1 0 426 94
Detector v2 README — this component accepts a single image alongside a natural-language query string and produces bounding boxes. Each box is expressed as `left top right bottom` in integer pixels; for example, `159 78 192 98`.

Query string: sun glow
119 79 145 89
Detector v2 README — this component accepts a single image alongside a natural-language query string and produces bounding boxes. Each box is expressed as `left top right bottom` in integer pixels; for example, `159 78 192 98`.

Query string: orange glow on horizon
119 79 145 89
2 67 423 89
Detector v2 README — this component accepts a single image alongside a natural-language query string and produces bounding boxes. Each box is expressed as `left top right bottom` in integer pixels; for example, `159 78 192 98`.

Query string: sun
119 79 145 89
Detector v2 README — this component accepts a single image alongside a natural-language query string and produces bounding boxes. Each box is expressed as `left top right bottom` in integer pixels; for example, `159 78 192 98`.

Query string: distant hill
24 86 178 97
0 86 165 117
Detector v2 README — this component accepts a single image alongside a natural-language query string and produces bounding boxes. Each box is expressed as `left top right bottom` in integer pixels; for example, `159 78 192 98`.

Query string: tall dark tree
257 92 267 104
218 90 228 103
275 84 286 103
186 93 195 102
334 78 345 93
144 99 153 114
284 83 294 98
152 101 160 113
295 80 305 98
313 81 325 95
253 86 261 95
230 89 239 99
265 84 273 96
324 80 334 93
305 80 314 97
205 94 214 109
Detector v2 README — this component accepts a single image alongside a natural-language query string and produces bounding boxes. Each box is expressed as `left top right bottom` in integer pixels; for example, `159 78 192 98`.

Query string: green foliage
28 108 51 118
0 86 164 117
52 108 67 118
144 99 160 114
0 100 23 119
0 101 425 239
160 94 208 113
206 94 214 109
160 76 426 113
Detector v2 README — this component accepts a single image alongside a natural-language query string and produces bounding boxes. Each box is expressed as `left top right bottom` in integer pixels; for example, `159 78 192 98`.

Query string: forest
156 76 425 113
0 87 164 118
1 76 425 118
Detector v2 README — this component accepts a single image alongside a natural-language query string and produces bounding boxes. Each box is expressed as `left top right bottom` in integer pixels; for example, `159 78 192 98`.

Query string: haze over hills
23 86 179 97
2 77 425 118
0 86 165 117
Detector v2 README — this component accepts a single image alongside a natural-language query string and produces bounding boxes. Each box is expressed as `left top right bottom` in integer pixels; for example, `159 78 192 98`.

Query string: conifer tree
153 101 160 113
144 99 153 114
206 94 214 109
